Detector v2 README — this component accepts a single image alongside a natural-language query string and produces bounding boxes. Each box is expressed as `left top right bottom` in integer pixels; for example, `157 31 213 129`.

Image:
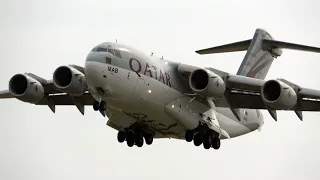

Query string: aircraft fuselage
84 42 263 140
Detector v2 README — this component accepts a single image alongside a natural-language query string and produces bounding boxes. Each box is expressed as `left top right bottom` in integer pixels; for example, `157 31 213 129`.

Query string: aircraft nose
85 52 104 63
84 53 106 83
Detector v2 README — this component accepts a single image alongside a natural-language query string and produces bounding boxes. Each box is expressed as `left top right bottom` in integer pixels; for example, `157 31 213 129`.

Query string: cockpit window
97 47 108 52
108 49 115 56
114 49 122 58
91 46 122 58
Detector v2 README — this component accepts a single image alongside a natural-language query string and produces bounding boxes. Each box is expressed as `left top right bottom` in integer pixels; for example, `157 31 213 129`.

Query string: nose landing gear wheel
99 101 107 111
93 100 107 111
93 101 99 111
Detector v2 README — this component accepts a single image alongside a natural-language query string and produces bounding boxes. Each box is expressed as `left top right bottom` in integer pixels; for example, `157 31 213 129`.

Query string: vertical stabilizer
236 29 277 80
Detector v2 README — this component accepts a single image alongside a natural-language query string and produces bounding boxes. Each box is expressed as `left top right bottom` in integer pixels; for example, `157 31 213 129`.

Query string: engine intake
54 66 73 87
261 80 297 109
9 74 44 103
53 66 87 96
189 69 226 98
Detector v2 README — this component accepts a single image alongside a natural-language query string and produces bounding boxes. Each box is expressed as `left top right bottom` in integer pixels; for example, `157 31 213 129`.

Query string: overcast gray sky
1 0 320 179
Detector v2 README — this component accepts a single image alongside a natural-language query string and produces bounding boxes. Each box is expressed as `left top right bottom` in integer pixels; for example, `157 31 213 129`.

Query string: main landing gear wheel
212 138 221 150
144 134 153 145
126 131 135 147
135 132 144 147
117 131 126 143
193 133 204 146
203 134 212 150
185 130 193 142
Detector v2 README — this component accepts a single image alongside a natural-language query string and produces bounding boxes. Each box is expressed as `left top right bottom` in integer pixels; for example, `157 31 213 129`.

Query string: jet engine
9 74 44 103
53 66 87 96
261 80 297 109
189 68 226 98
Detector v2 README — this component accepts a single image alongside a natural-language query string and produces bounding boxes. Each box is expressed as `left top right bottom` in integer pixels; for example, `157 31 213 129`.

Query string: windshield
91 46 122 58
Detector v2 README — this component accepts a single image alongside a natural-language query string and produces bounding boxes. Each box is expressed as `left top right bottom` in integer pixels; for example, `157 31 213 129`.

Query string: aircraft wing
0 90 13 98
177 64 320 120
216 77 320 110
215 89 320 111
219 75 320 121
0 65 96 114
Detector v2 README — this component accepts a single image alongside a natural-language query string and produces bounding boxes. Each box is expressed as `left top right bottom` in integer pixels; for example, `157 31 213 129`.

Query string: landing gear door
133 77 145 96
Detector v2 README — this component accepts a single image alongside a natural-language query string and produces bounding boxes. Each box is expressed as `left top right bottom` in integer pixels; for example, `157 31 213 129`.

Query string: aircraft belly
106 106 186 139
216 111 251 138
216 108 258 138
164 96 210 130
85 62 187 138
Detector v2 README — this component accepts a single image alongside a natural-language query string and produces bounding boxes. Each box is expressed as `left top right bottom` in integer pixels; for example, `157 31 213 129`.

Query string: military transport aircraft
1 28 320 150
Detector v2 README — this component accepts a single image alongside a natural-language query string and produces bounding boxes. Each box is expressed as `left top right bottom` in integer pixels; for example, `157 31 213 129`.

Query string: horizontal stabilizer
262 39 320 53
196 39 251 54
196 37 320 55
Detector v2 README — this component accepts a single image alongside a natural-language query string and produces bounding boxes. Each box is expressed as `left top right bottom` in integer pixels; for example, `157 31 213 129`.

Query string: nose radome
86 52 102 63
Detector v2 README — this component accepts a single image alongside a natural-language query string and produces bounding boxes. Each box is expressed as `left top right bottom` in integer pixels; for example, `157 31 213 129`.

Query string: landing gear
212 138 220 150
93 101 99 111
126 131 135 147
144 133 153 145
193 133 204 146
203 134 212 149
99 101 107 111
93 100 107 111
184 128 221 150
117 131 126 143
117 129 154 147
135 132 144 147
185 130 193 142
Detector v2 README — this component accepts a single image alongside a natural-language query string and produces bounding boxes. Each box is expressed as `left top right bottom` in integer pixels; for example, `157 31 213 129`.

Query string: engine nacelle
53 66 87 96
189 68 226 98
9 74 44 103
261 80 297 109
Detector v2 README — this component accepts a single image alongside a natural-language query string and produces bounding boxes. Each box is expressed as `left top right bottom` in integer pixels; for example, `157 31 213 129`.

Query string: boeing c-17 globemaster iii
2 28 320 150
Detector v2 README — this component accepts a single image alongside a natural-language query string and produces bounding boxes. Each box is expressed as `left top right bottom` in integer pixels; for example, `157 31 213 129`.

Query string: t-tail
195 28 320 80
